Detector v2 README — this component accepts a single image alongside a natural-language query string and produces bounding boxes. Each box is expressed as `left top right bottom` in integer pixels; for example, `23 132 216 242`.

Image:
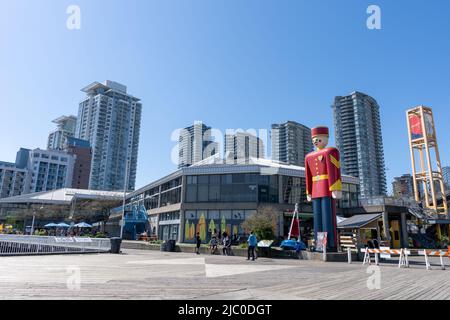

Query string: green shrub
439 235 449 248
94 232 107 238
241 206 277 241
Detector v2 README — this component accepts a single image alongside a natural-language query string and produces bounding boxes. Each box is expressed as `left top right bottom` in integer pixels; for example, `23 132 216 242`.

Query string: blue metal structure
122 204 149 240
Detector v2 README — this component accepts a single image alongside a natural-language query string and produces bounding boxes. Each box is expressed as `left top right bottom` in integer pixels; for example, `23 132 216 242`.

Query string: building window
187 176 197 185
186 185 197 202
185 174 275 203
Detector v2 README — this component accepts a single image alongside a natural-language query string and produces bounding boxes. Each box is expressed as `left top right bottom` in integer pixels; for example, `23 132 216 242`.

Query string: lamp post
120 157 130 239
30 205 44 235
119 116 135 240
30 209 36 235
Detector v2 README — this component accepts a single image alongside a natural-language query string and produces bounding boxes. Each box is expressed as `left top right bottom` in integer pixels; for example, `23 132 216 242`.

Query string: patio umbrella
74 222 93 228
44 223 58 228
56 223 70 228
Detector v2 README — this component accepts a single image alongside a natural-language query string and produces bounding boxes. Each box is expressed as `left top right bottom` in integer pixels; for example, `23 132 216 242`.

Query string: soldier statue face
312 134 329 150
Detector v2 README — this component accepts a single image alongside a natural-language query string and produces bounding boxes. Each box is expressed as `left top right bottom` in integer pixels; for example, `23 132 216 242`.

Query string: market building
0 188 124 231
113 158 360 243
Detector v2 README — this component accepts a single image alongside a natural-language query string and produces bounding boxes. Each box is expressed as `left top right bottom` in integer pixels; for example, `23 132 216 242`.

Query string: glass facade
339 183 359 208
124 169 359 242
160 224 179 241
142 177 182 210
76 81 142 191
271 121 313 166
159 210 181 241
333 92 387 198
160 211 180 221
186 174 278 203
281 176 306 204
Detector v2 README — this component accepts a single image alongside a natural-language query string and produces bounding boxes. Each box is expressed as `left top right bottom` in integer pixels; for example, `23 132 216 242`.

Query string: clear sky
1 0 449 192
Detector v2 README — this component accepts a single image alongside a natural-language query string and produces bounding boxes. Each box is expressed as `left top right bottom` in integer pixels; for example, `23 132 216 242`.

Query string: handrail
0 234 110 255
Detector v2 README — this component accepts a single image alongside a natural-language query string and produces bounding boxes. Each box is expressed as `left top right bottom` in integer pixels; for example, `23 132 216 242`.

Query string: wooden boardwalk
0 249 448 300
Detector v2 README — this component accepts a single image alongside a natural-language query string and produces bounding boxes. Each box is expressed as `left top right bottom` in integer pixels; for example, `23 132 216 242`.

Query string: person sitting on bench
209 236 218 254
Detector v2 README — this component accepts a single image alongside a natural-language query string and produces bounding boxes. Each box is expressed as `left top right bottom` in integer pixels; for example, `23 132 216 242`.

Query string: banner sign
74 237 92 243
409 114 423 140
315 232 327 252
408 112 434 140
54 237 75 243
257 240 274 248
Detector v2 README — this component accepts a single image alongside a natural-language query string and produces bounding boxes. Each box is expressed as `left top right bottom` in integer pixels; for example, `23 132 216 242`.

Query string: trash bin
110 237 122 254
167 239 176 252
160 242 167 251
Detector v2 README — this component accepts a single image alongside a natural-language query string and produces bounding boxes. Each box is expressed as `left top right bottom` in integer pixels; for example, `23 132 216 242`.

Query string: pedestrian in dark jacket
195 232 201 254
222 233 231 255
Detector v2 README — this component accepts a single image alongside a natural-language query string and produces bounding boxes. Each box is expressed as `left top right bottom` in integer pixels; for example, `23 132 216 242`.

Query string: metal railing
0 234 111 256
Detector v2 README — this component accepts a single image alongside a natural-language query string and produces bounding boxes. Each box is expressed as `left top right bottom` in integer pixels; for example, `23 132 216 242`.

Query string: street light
120 157 130 239
30 209 36 235
30 205 44 235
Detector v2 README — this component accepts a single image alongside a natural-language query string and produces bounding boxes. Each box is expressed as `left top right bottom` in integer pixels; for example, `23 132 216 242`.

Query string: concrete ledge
299 251 359 262
121 241 156 250
122 241 248 256
0 251 109 257
121 241 358 261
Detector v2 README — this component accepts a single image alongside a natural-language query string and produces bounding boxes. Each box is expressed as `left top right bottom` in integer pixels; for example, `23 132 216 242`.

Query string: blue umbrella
56 223 70 228
44 223 58 228
74 222 92 228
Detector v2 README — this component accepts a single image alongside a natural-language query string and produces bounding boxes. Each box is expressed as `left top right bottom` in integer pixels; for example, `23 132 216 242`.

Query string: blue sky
1 0 449 192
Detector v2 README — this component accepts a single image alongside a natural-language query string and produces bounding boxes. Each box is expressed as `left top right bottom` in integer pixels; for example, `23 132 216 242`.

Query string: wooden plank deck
0 249 448 300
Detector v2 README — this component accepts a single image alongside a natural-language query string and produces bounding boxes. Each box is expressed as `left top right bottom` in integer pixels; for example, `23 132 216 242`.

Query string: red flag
290 218 300 238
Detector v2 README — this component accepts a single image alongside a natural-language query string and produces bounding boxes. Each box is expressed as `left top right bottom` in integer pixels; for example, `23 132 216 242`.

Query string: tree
241 206 278 240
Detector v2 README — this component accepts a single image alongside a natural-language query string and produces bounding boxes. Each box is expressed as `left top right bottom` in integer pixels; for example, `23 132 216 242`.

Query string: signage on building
408 113 434 140
408 114 423 140
315 232 327 252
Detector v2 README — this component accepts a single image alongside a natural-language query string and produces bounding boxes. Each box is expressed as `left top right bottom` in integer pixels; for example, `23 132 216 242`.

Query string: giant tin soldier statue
305 127 342 251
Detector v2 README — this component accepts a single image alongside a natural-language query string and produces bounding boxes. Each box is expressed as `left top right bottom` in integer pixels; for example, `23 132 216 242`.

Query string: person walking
225 235 233 256
247 231 257 261
222 232 230 256
195 232 201 255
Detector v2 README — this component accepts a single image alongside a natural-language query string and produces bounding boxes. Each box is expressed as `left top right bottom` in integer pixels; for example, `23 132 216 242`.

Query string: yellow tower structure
406 106 448 239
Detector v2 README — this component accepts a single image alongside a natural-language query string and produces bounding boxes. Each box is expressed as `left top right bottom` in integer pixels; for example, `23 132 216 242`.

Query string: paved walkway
0 249 448 300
